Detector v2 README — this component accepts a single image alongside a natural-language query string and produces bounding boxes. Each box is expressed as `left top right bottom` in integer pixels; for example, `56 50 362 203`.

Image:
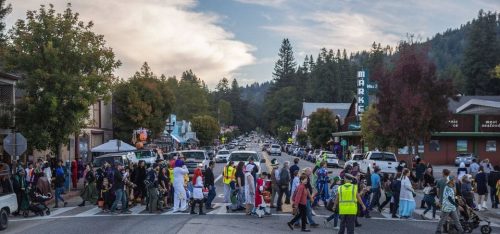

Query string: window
430 140 440 152
369 153 383 160
229 153 258 161
486 140 496 152
457 140 467 152
91 102 101 128
382 153 397 162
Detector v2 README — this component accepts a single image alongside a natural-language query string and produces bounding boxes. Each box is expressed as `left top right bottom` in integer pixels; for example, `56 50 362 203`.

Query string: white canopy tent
91 139 136 153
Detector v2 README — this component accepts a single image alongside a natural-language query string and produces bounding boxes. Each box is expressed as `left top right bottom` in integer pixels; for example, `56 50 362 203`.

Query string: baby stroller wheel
480 225 491 234
46 210 51 215
462 223 472 233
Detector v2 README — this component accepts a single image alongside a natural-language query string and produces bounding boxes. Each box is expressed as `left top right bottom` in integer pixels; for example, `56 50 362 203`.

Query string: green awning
331 131 361 137
431 132 500 137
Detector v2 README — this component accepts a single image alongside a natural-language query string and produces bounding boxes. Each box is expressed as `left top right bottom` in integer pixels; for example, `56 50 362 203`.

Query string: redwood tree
376 42 456 150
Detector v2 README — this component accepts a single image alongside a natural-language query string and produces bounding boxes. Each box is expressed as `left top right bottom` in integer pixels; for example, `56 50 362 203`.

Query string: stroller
255 191 271 218
24 188 52 217
444 196 491 234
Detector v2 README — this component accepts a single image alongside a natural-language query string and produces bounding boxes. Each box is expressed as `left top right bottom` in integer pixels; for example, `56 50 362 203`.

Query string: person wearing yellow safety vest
223 161 236 203
332 173 366 234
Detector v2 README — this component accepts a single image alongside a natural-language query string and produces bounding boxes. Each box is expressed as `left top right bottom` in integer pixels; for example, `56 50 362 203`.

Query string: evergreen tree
272 38 297 89
462 10 500 95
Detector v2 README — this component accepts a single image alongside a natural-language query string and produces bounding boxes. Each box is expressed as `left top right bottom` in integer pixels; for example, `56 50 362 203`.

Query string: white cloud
6 0 255 87
264 11 402 53
234 0 286 8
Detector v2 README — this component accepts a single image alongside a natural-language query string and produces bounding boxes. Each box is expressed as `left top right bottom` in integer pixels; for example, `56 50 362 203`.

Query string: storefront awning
171 134 185 144
432 132 500 137
331 131 361 137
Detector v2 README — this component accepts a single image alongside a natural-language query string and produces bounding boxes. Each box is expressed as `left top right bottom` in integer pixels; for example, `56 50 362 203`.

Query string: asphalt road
7 142 500 234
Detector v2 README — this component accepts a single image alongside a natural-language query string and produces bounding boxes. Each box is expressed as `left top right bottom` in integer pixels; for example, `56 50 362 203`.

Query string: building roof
448 96 500 112
455 98 500 115
302 102 351 119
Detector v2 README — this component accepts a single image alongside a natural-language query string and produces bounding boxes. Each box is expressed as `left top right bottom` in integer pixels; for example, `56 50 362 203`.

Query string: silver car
454 153 477 167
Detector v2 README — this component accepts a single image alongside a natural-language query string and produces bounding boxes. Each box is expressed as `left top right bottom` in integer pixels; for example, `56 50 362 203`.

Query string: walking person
487 166 500 208
313 161 330 207
270 159 280 208
369 166 382 211
78 164 98 207
54 160 68 208
420 167 435 209
223 161 235 204
332 174 367 234
422 182 438 219
435 176 464 234
245 164 256 215
475 166 488 210
277 161 290 212
204 161 216 210
378 174 392 213
324 176 341 229
399 168 415 219
146 163 160 213
173 159 189 212
190 167 205 215
470 159 480 178
235 161 246 210
287 175 312 232
134 161 147 204
110 162 132 214
390 172 402 218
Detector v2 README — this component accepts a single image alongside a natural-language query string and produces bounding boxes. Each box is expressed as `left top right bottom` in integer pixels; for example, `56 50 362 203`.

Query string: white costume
173 165 189 212
244 164 255 205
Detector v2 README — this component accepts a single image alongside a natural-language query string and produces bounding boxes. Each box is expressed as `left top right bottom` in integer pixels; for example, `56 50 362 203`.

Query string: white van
0 163 18 230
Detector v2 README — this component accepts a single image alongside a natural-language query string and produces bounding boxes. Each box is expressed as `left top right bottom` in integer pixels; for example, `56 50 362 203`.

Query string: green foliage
360 105 389 150
307 108 337 148
113 62 174 142
277 126 291 143
6 4 120 155
191 115 220 146
296 130 308 146
173 70 209 120
0 0 11 43
264 86 301 133
462 10 500 95
273 38 297 89
217 99 232 126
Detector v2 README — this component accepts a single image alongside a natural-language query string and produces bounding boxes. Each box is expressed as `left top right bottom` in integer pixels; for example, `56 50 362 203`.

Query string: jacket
488 171 500 187
279 167 290 186
293 183 307 206
204 167 215 187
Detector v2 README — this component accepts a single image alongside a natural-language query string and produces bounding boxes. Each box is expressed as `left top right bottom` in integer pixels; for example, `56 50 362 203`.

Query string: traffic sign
340 139 347 147
3 132 27 159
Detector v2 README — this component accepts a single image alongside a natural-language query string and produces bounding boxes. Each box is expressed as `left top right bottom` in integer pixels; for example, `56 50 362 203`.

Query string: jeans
294 199 316 225
436 210 463 233
223 183 231 203
277 186 288 210
379 193 391 210
339 215 356 234
423 195 437 218
326 212 339 227
55 187 65 204
289 204 307 230
490 186 498 208
392 193 400 216
111 188 128 212
205 186 216 209
237 187 246 208
370 188 381 209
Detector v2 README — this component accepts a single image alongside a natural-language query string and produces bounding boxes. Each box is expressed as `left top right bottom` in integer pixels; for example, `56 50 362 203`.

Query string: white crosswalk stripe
75 206 102 217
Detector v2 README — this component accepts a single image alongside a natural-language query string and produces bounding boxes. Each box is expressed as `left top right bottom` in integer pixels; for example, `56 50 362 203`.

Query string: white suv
0 163 18 230
269 144 282 156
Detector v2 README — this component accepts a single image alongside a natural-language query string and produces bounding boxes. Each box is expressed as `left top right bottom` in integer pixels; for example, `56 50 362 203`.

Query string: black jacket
204 167 215 187
112 168 124 190
488 171 500 187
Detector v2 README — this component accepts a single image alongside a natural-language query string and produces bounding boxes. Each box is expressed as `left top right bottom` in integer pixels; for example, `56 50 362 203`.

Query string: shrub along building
334 96 500 166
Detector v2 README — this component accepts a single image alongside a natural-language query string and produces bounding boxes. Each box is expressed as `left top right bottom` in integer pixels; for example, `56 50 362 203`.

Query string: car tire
0 208 8 230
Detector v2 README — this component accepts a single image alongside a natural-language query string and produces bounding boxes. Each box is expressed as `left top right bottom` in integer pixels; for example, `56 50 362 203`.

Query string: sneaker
63 202 68 207
334 226 340 230
310 223 319 228
287 222 294 230
421 214 426 220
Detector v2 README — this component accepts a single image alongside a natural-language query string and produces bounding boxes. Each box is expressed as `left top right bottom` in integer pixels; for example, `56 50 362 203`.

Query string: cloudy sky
5 0 498 87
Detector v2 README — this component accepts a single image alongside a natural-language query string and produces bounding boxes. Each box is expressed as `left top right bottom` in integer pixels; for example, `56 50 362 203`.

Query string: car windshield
93 156 123 167
370 152 396 162
181 151 205 160
230 153 258 161
135 151 155 159
327 154 337 159
353 155 363 160
218 151 230 155
272 145 280 148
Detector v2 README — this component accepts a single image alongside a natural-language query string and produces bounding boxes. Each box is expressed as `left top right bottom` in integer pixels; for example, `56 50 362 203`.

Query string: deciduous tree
6 4 120 157
307 108 337 148
191 115 219 146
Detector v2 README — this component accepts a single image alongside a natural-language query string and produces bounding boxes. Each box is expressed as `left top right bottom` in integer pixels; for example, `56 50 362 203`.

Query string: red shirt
293 184 307 205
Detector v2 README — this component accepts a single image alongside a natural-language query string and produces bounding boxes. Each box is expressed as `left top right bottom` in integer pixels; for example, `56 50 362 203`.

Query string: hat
271 158 279 167
344 173 355 181
446 176 455 184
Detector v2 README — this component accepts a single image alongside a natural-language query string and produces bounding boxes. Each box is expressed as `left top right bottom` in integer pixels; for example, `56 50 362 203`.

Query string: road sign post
3 132 27 161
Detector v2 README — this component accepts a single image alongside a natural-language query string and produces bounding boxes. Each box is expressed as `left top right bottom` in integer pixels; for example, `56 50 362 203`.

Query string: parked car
178 150 211 174
93 152 133 169
0 163 17 230
262 143 270 151
201 146 215 160
269 144 282 156
296 148 306 158
344 153 364 168
325 153 340 168
133 149 158 165
359 151 398 175
454 153 478 167
227 151 265 175
215 149 231 163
